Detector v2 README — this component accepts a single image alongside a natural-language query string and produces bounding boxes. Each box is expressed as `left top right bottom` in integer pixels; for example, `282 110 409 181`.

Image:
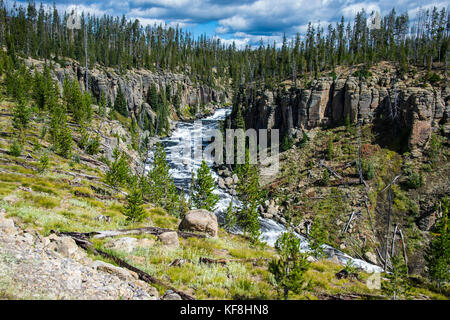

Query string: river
147 108 383 273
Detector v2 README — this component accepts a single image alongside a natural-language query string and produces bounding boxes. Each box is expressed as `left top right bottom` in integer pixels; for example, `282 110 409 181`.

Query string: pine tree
382 255 412 300
146 143 182 216
236 151 262 243
105 147 130 187
224 201 237 230
191 159 219 212
308 219 328 258
123 182 146 222
425 197 449 288
326 136 334 160
57 120 73 159
147 84 158 110
269 230 310 299
114 85 128 117
12 98 31 135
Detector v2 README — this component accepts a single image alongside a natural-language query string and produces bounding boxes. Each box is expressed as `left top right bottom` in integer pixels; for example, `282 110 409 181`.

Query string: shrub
9 140 22 157
38 153 49 173
326 136 334 160
86 135 101 155
321 169 330 186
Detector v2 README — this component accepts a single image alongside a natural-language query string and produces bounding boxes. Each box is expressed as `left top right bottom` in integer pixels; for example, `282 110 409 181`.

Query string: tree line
0 2 447 90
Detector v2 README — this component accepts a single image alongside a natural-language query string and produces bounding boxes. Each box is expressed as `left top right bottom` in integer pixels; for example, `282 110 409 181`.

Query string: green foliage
424 72 441 84
402 166 423 189
33 66 57 111
63 78 92 125
114 85 128 117
224 201 237 230
191 159 219 212
38 153 49 173
98 92 107 117
147 84 158 110
123 182 146 223
382 255 412 300
321 169 330 186
428 134 443 165
269 230 310 299
281 133 294 152
12 99 32 134
145 143 184 217
105 147 130 188
363 160 376 180
345 114 352 131
235 151 262 243
326 136 334 160
56 120 73 159
9 140 23 157
308 219 328 258
86 135 101 155
298 131 309 148
425 197 449 288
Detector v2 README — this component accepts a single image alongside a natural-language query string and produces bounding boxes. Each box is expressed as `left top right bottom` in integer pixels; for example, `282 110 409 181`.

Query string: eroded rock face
239 73 449 157
178 209 218 237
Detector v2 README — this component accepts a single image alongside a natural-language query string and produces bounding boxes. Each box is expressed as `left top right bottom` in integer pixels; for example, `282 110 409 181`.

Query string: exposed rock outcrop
179 209 218 237
24 58 231 123
238 70 449 157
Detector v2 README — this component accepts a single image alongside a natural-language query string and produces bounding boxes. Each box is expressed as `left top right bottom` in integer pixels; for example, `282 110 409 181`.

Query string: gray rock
363 252 378 265
91 260 138 281
105 237 138 253
179 209 219 237
162 290 182 300
157 232 179 248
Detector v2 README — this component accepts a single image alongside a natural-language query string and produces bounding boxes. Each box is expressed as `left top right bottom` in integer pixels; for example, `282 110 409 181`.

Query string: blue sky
11 0 449 47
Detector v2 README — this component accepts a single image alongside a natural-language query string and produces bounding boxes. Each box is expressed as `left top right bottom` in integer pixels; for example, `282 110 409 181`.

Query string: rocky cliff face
240 71 449 157
24 58 231 127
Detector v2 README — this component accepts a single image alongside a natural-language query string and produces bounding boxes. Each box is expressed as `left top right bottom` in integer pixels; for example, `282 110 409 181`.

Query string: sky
10 0 449 47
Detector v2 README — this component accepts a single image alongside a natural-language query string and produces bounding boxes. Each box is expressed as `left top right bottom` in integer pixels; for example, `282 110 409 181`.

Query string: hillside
0 3 448 301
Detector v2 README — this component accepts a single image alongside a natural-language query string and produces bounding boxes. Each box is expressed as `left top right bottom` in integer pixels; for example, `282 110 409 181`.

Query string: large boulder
178 209 218 237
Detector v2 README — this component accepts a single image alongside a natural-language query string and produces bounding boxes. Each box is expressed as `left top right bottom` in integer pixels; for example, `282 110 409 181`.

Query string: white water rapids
146 108 383 273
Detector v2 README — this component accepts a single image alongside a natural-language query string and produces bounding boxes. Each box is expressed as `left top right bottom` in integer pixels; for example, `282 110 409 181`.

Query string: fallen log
319 160 343 180
56 232 195 300
59 226 206 240
198 257 270 265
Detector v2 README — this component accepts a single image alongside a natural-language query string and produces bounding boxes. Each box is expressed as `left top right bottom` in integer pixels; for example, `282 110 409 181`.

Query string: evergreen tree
425 197 449 288
105 147 130 187
269 230 310 299
114 85 128 117
235 151 262 243
12 98 31 134
191 159 219 212
146 143 182 216
382 255 412 300
308 219 328 258
123 182 146 222
224 201 237 230
147 84 158 110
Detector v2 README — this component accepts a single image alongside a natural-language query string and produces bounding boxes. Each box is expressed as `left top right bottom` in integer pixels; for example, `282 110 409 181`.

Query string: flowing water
147 108 383 273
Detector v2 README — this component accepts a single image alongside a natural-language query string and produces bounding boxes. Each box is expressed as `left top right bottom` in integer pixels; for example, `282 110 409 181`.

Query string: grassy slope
0 80 447 300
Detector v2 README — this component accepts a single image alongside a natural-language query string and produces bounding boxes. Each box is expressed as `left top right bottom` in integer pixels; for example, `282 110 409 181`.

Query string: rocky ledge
0 209 160 300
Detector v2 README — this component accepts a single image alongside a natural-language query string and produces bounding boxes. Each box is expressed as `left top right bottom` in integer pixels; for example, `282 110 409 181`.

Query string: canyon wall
240 73 449 157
